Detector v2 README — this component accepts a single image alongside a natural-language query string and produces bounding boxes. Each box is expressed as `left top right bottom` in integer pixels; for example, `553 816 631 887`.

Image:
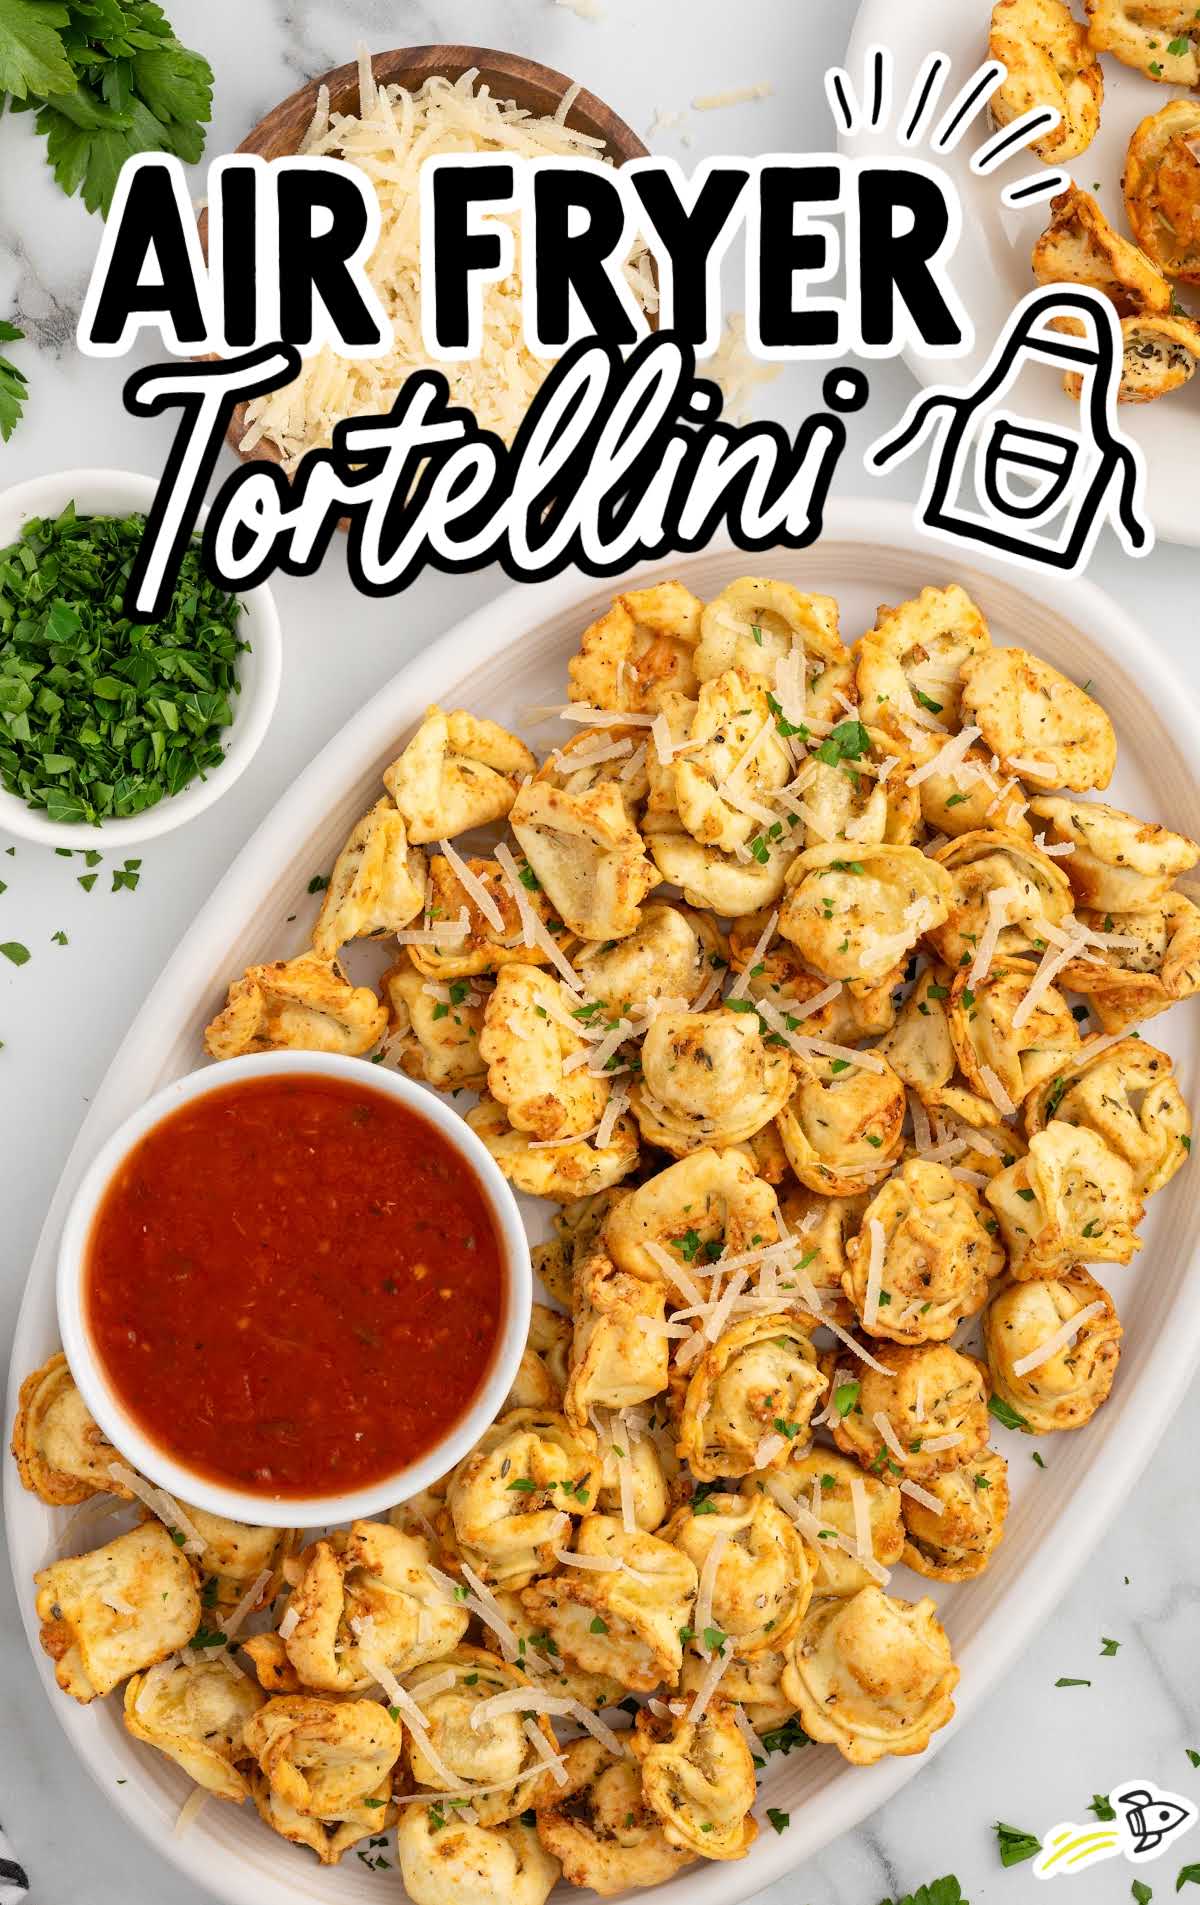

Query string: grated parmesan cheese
862 1218 887 1332
848 1473 873 1563
440 837 505 934
978 1065 1018 1117
106 1465 206 1556
1012 1301 1106 1377
693 83 773 108
899 1479 945 1514
872 1411 909 1465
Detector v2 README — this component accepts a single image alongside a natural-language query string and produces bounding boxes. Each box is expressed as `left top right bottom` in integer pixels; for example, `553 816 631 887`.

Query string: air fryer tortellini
480 964 609 1141
204 952 388 1060
380 958 488 1090
983 1266 1122 1432
467 1093 640 1203
595 1431 676 1534
574 902 721 1016
242 1694 402 1822
857 584 992 737
311 799 426 957
1067 893 1200 1032
631 1701 759 1861
402 1645 560 1823
1086 0 1200 86
384 705 536 843
277 1520 467 1692
35 1523 201 1703
510 781 657 942
780 842 952 986
928 830 1076 972
629 1007 793 1155
671 672 792 853
519 1516 698 1692
901 1447 1010 1583
447 1410 602 1588
1032 185 1172 317
677 1316 827 1480
729 914 901 1038
1125 99 1200 282
844 1161 1002 1343
792 724 922 852
948 958 1081 1111
508 1304 572 1412
644 808 798 914
405 853 571 983
663 1491 812 1654
986 1121 1143 1277
826 1342 992 1484
873 965 996 1128
959 647 1117 791
604 1146 778 1284
989 0 1103 160
1028 796 1198 913
694 577 841 687
1091 313 1200 405
124 1656 265 1801
535 1737 695 1893
531 1188 631 1310
1025 1037 1191 1197
786 1450 906 1596
562 1252 670 1426
567 582 704 714
781 1586 958 1764
398 1810 561 1905
776 1053 908 1194
11 1352 127 1506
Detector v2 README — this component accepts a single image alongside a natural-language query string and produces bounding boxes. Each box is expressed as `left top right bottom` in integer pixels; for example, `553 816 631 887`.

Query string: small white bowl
57 1050 531 1527
0 469 281 849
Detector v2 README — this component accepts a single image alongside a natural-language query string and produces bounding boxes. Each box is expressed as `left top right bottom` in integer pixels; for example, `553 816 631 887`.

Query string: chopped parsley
0 941 30 966
989 1395 1030 1432
1088 1793 1116 1821
1099 1636 1120 1656
1055 1677 1091 1688
766 1806 790 1834
814 717 870 766
994 1821 1042 1867
834 1380 860 1418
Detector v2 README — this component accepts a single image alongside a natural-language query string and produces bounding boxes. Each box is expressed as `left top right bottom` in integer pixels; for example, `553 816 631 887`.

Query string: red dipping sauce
84 1074 505 1500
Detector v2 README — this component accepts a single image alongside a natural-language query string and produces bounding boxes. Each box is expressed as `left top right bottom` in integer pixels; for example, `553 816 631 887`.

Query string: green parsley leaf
1167 34 1191 51
589 1616 608 1634
0 941 30 966
1178 1865 1200 1891
834 1381 860 1418
77 872 98 892
914 689 943 714
995 1821 1042 1867
989 1394 1031 1432
702 1626 727 1655
0 319 29 442
1099 1636 1120 1655
1188 1749 1200 1768
518 865 540 890
506 1476 537 1492
766 1807 790 1834
880 1877 965 1905
814 718 870 766
1088 1793 1116 1820
1032 1450 1046 1468
1132 1882 1153 1905
1055 1677 1091 1688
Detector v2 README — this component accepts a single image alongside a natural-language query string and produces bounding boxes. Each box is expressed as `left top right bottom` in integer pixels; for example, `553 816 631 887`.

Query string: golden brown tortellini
532 1189 631 1310
1032 185 1172 318
1125 98 1200 282
510 781 656 942
1067 893 1200 1032
34 1523 200 1703
785 1451 906 1596
562 1252 670 1427
480 964 608 1141
204 952 387 1060
729 914 901 1039
694 576 841 687
536 721 651 820
507 1304 572 1412
311 799 426 958
1100 313 1200 404
447 1410 602 1588
844 1160 1002 1343
183 1507 291 1618
781 1586 958 1764
776 1053 908 1194
780 843 951 987
677 1642 797 1730
670 672 792 855
910 736 1034 842
959 648 1116 791
567 582 703 714
632 1701 758 1861
873 965 996 1128
1025 1037 1190 1197
467 1094 639 1204
629 1007 793 1155
10 1351 127 1506
124 1656 265 1801
989 0 1103 161
250 1769 395 1864
857 584 991 737
986 1121 1143 1277
380 959 488 1091
948 958 1080 1112
398 1809 561 1905
489 1589 626 1712
278 1520 468 1692
535 1737 695 1893
402 1645 559 1823
520 1515 697 1692
604 1147 778 1285
595 1431 677 1534
405 853 572 983
1086 0 1200 86
826 1341 992 1484
677 1316 827 1480
384 705 536 843
663 1490 812 1655
575 902 722 1016
928 830 1075 973
1028 796 1198 914
983 1265 1122 1432
242 1694 402 1823
901 1447 1010 1583
643 807 798 915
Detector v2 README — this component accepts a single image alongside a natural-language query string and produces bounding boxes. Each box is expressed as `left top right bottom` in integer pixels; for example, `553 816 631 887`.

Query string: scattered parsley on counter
0 940 30 965
1100 1636 1120 1656
879 1878 965 1905
1133 1884 1152 1905
765 1807 790 1834
0 507 245 824
308 873 330 893
1055 1677 1091 1688
111 858 141 892
0 320 28 441
759 1717 810 1756
995 1822 1042 1867
1187 1749 1200 1768
50 929 67 944
1088 1793 1116 1820
1178 1866 1200 1891
989 1395 1030 1432
0 0 213 218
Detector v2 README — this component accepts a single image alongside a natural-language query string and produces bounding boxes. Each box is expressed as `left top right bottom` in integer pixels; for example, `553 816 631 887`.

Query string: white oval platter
6 498 1200 1905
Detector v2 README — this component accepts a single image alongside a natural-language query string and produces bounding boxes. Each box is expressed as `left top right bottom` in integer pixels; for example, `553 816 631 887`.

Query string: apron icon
867 285 1153 573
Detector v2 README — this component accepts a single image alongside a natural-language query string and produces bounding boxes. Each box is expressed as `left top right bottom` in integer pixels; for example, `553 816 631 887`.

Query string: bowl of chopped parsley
0 469 281 847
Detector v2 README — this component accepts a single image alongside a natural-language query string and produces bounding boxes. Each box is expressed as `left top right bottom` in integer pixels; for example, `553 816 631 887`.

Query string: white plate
843 0 1200 547
7 499 1200 1905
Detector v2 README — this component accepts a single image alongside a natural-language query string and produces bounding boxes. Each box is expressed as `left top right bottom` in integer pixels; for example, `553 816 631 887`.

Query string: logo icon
1033 1780 1197 1880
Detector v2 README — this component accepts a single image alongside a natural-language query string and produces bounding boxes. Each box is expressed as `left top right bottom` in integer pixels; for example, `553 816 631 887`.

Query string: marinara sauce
85 1074 505 1500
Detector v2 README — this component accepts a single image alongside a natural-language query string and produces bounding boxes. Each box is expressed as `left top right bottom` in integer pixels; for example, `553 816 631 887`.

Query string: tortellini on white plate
986 1121 1143 1277
989 0 1103 159
663 1489 812 1655
507 1303 572 1413
643 806 798 915
34 1522 201 1703
983 1266 1122 1433
278 1520 467 1692
857 584 991 737
11 1351 127 1507
948 957 1081 1111
405 853 571 983
384 705 536 844
844 1160 1003 1343
535 1737 695 1894
380 958 488 1091
567 582 704 714
204 953 388 1060
781 1586 958 1764
1025 1036 1191 1198
901 1446 1010 1583
693 577 841 687
398 1810 560 1905
826 1341 992 1485
780 843 951 986
479 963 609 1141
519 1515 698 1692
242 1695 403 1824
776 1053 908 1195
124 1656 265 1801
1086 0 1200 87
927 829 1075 972
629 1007 793 1155
574 902 722 1017
447 1409 602 1588
631 1700 759 1861
311 798 426 958
677 1315 827 1481
1065 893 1200 1033
959 647 1116 791
1029 795 1198 913
510 781 657 942
1032 184 1172 318
671 671 792 853
403 1645 559 1823
784 1450 906 1596
562 1252 670 1427
467 1093 639 1204
1125 98 1200 282
250 1770 395 1865
603 1147 778 1285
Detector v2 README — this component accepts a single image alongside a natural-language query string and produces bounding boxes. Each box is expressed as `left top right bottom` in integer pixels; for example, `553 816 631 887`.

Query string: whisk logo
1033 1781 1197 1879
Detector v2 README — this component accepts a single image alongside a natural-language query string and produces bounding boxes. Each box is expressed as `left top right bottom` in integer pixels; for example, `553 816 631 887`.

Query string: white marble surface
1 2 1199 1902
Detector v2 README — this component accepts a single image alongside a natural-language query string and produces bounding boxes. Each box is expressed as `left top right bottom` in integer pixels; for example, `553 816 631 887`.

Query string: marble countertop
1 1 1198 1901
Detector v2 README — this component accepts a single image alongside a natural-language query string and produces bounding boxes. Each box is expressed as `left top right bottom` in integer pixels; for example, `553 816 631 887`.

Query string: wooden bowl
205 46 649 470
